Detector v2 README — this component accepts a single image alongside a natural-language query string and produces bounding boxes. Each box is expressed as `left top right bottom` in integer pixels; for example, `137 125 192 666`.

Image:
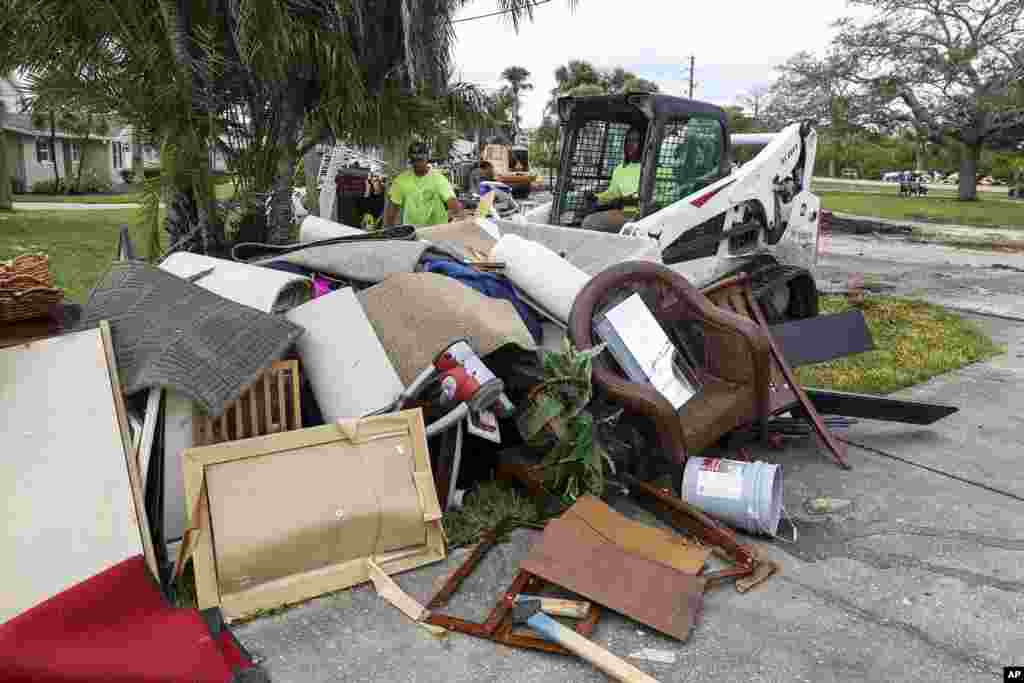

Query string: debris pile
0 212 959 682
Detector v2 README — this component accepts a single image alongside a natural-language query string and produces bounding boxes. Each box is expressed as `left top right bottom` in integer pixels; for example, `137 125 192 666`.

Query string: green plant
517 339 614 504
143 168 162 180
31 178 64 194
119 168 133 184
11 177 26 194
68 168 112 194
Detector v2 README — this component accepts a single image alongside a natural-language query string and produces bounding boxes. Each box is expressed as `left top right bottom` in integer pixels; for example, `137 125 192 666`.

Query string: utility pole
687 55 695 99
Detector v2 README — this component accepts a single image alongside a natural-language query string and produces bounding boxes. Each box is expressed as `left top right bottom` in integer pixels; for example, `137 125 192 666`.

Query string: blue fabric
421 258 543 344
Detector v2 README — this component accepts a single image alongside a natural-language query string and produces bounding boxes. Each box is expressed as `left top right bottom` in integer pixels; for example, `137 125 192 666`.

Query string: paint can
681 457 789 539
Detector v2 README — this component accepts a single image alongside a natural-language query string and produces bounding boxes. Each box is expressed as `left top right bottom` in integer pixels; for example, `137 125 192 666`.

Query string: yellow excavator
481 142 536 199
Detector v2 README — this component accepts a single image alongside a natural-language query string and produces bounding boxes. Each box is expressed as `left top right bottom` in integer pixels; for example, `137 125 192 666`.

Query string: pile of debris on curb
0 213 958 683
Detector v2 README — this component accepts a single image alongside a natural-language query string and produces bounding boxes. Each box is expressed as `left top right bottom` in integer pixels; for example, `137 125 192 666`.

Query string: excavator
521 93 823 324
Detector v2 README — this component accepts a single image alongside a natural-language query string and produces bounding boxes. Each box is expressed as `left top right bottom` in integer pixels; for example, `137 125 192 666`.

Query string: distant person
382 142 465 226
582 125 644 232
468 160 495 193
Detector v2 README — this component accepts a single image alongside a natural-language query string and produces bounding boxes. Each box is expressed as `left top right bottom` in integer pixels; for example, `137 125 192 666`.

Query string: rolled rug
489 233 591 323
159 252 312 314
299 215 365 242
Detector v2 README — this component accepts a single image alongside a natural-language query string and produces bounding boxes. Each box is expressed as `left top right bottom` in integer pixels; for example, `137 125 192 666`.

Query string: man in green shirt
582 126 643 232
383 142 465 227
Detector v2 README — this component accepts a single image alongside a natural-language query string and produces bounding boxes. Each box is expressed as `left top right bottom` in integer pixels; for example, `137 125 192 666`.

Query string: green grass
13 180 236 205
0 209 161 303
14 191 146 204
818 190 1024 228
796 296 1002 395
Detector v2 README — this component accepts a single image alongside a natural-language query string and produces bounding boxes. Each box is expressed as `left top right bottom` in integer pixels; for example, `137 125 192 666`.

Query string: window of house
112 142 123 169
36 138 51 163
71 143 81 162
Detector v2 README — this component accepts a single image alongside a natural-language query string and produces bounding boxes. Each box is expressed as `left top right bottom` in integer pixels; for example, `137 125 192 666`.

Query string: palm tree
10 1 576 250
500 66 533 137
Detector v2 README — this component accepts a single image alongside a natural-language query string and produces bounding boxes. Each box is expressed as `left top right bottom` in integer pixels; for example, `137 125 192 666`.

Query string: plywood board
182 409 445 622
0 323 155 623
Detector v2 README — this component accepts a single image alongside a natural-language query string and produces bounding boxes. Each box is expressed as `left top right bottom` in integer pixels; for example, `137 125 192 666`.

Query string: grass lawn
819 190 1024 228
0 209 161 303
13 179 237 205
796 295 1002 394
14 191 146 204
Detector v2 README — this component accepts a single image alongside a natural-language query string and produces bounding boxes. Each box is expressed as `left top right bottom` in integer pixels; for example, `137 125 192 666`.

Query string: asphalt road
818 230 1024 320
234 231 1024 682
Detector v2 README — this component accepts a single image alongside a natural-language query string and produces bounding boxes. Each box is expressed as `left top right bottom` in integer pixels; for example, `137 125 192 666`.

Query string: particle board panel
0 322 155 623
182 409 445 622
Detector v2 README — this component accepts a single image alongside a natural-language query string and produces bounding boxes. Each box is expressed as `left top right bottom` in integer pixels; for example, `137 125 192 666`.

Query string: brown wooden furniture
701 272 849 469
569 261 850 470
569 261 774 468
192 360 302 446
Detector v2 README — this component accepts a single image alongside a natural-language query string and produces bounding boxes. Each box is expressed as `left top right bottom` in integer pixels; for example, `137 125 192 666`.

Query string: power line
452 0 554 24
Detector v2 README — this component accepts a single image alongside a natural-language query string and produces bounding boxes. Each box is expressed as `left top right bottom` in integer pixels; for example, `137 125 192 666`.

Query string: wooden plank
100 321 160 583
277 366 287 433
290 363 302 430
264 371 274 433
235 392 244 439
249 385 259 436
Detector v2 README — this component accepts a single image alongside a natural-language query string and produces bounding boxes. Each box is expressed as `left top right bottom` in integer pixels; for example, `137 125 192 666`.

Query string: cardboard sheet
565 496 710 575
182 409 444 622
521 500 705 642
0 324 155 623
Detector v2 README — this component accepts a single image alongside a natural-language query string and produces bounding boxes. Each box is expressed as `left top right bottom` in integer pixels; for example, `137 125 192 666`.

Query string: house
1 74 132 192
2 72 226 193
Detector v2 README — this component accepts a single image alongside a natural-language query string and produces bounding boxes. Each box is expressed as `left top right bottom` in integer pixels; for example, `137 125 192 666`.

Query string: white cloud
452 0 864 127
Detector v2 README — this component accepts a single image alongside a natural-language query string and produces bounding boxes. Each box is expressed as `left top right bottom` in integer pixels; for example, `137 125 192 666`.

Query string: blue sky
452 0 866 127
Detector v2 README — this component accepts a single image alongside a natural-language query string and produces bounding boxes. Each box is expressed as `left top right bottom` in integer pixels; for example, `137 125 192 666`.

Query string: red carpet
0 556 260 682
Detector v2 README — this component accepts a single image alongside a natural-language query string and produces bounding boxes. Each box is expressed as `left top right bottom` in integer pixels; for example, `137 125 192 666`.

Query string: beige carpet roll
358 273 536 386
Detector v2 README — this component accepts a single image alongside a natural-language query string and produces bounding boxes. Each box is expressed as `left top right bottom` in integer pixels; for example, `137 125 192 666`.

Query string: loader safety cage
549 93 732 227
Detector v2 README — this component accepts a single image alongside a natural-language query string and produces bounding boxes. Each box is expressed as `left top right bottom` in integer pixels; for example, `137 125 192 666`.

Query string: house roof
1 112 118 141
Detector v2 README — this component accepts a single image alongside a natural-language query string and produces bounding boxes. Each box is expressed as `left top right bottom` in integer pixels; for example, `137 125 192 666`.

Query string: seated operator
581 125 644 232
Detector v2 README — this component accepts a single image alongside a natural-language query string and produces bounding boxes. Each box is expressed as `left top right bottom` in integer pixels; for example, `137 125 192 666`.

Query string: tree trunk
0 129 12 210
302 145 320 217
958 142 980 202
165 185 197 251
132 138 144 184
75 134 90 191
267 100 303 244
49 112 60 189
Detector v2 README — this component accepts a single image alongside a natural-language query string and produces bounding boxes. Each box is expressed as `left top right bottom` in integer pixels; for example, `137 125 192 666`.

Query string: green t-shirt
597 162 642 214
388 169 456 226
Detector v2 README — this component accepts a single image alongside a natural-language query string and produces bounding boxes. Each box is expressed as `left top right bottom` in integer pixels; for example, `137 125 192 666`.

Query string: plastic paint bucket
681 457 783 538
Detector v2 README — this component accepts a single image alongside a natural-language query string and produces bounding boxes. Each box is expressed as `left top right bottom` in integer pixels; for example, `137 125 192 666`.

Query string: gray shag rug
75 261 304 417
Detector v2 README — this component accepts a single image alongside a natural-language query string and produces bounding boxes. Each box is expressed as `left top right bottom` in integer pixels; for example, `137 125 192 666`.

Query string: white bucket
681 457 787 539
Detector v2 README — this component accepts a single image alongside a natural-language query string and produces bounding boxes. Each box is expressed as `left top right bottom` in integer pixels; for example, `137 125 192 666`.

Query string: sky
451 0 866 128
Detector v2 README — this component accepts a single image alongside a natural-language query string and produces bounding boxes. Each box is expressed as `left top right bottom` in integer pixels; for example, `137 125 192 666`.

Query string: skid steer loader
523 93 823 323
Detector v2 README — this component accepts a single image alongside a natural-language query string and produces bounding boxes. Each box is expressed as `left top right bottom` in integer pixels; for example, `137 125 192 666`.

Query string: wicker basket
0 254 64 324
0 254 55 288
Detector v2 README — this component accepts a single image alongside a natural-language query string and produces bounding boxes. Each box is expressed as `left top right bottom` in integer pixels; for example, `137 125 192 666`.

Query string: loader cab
548 93 731 227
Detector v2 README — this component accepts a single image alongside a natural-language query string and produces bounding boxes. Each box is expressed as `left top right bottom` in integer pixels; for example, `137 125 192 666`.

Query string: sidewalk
234 313 1024 683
